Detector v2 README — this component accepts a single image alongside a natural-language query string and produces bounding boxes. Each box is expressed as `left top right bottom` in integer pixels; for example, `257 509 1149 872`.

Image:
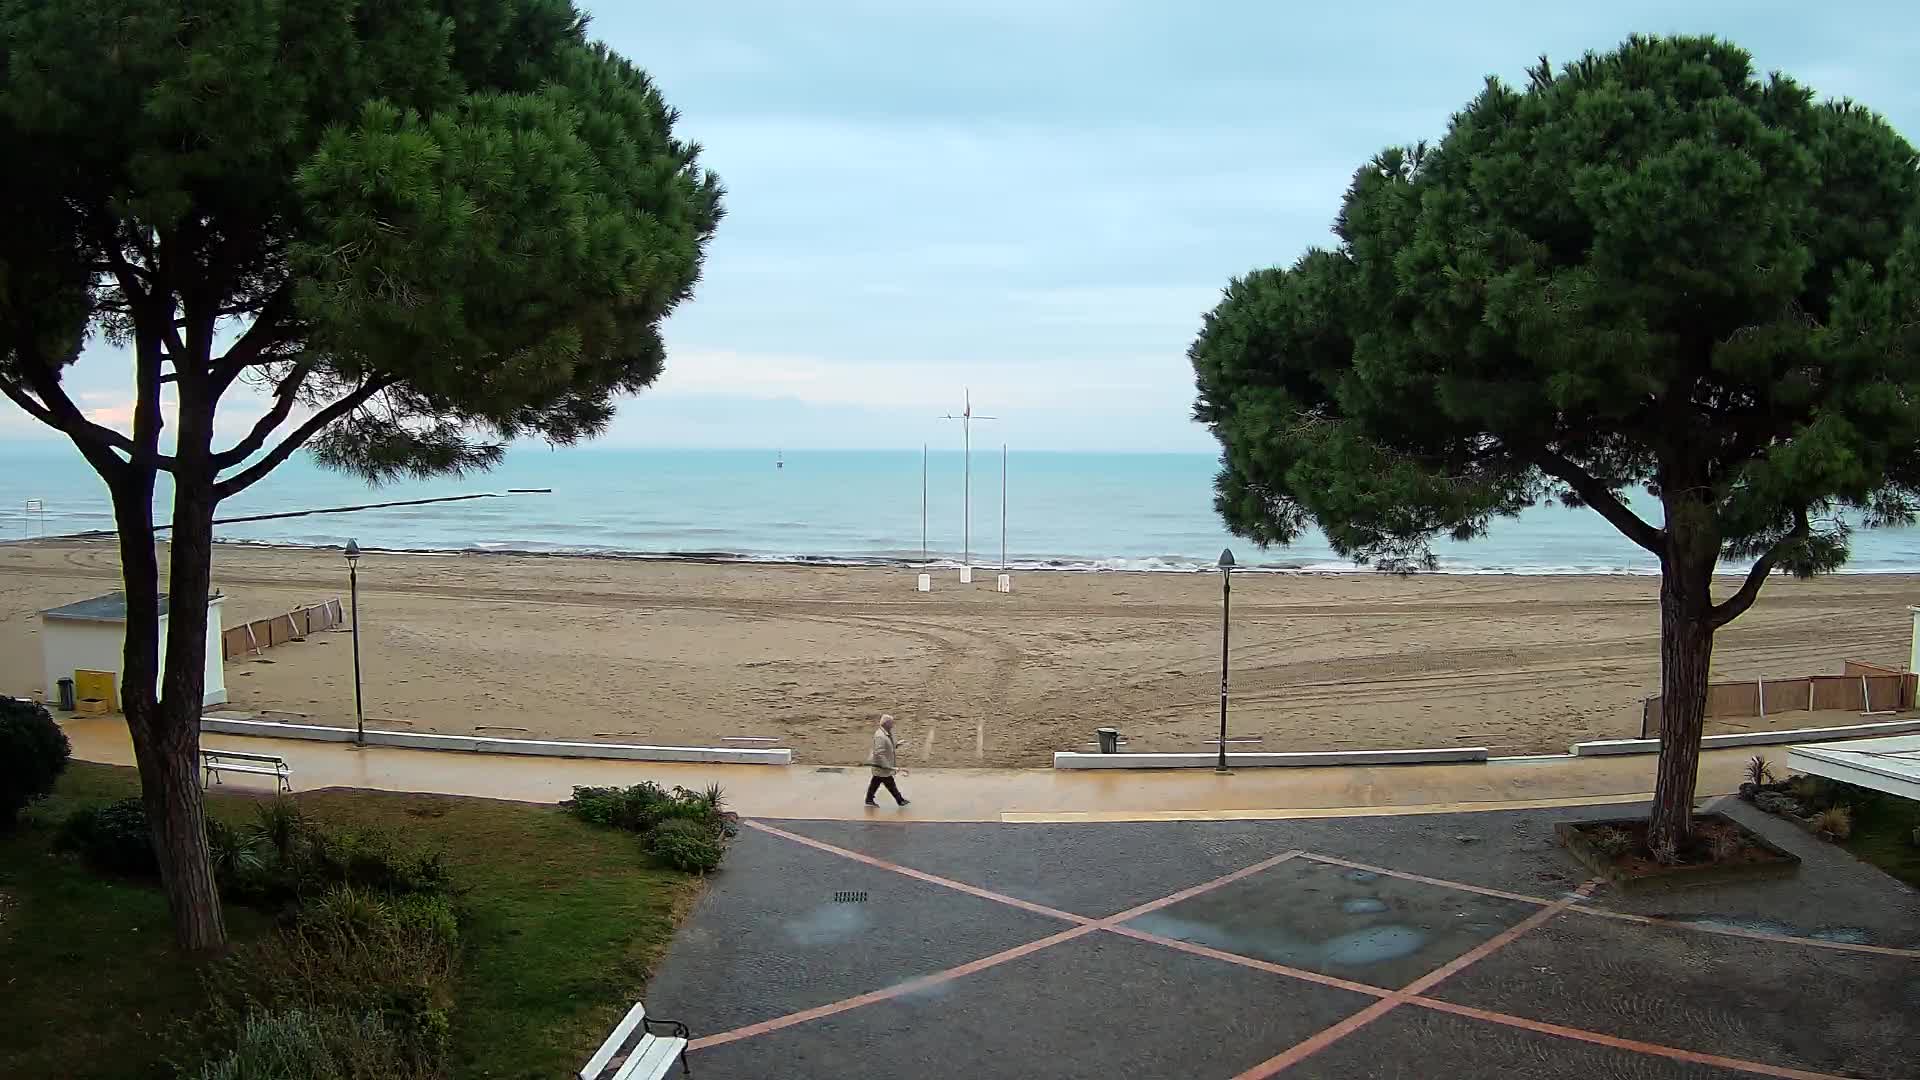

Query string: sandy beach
2 539 1915 767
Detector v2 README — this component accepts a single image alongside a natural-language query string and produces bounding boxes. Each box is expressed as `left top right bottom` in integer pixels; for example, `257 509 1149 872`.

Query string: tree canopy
1191 34 1920 858
0 0 721 950
0 0 722 485
1194 35 1920 596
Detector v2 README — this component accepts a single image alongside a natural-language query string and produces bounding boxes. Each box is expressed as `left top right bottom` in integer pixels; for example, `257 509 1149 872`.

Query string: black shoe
897 798 911 806
864 800 878 807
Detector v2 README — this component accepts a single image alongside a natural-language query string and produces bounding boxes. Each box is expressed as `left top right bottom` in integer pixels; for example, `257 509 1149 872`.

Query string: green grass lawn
1838 782 1920 889
0 763 703 1080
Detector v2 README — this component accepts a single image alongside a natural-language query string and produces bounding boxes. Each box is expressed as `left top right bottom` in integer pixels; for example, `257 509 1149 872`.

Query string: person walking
865 714 910 807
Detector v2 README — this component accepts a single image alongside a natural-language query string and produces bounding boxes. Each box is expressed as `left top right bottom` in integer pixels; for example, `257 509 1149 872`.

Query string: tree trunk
1648 490 1720 863
1648 574 1715 861
154 388 227 952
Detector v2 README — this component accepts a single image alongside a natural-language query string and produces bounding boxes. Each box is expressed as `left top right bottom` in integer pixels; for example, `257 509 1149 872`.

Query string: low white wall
1571 717 1920 757
200 716 792 765
1052 747 1488 770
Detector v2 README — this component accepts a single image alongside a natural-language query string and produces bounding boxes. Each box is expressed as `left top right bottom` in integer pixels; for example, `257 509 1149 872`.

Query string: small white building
38 591 227 709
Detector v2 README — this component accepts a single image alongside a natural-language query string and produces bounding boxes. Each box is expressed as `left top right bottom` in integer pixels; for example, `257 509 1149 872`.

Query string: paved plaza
647 800 1920 1079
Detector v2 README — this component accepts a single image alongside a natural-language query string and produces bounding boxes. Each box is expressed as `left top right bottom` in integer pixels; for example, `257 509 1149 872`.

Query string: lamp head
1218 548 1235 570
344 539 361 566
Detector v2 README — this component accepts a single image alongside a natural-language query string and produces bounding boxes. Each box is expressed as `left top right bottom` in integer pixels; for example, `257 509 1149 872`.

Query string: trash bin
57 677 76 712
1096 727 1120 754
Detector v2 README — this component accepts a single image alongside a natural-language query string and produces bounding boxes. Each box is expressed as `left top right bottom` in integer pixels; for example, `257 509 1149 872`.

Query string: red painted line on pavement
688 923 1100 1051
1406 997 1852 1080
744 819 1092 925
1570 905 1920 959
1230 881 1600 1080
1300 850 1920 962
1104 925 1392 998
1103 850 1303 922
709 826 1314 1052
1294 852 1556 906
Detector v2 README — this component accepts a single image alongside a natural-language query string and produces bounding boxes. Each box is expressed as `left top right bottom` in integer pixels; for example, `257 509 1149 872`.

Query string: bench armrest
639 1017 691 1041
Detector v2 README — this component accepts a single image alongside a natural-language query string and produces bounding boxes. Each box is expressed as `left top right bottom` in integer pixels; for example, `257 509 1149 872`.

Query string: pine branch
213 377 392 500
211 360 314 468
1710 510 1810 629
1533 448 1664 554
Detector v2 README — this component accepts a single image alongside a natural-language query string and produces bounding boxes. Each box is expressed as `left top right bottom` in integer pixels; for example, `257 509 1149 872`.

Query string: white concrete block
1570 716 1920 756
996 574 1012 593
199 716 792 765
959 565 974 584
916 573 931 592
1052 747 1488 769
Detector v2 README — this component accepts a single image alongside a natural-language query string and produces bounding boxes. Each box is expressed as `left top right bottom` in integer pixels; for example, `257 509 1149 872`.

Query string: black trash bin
57 677 76 712
1096 727 1120 754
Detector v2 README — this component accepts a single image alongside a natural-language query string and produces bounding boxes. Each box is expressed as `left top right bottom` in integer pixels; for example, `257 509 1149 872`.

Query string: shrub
1587 826 1634 858
1787 775 1830 809
1744 755 1774 788
563 782 673 831
647 817 724 873
208 818 267 889
305 826 450 896
1812 805 1853 841
207 885 460 1070
194 1008 433 1080
0 697 70 826
55 798 158 875
251 797 307 862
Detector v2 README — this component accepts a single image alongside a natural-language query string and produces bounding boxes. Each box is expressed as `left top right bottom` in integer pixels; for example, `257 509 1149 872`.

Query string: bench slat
580 1002 647 1080
613 1035 684 1080
203 750 288 766
208 764 283 776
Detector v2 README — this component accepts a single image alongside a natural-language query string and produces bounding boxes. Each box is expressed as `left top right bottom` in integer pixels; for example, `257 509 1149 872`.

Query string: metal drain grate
833 891 868 903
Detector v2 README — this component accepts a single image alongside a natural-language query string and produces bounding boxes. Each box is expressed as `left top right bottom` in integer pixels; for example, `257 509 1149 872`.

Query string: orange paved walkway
61 716 1760 820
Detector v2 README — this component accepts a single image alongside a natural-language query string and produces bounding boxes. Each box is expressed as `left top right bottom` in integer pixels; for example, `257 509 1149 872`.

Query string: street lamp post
1217 548 1234 773
345 539 365 747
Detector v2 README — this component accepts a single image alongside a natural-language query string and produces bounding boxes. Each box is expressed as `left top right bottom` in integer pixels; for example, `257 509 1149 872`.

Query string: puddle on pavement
784 903 866 946
1659 913 1872 945
1125 859 1536 986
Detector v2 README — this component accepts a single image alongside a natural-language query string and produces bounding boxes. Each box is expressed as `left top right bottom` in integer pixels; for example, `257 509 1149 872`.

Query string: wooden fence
221 599 344 660
1640 659 1917 737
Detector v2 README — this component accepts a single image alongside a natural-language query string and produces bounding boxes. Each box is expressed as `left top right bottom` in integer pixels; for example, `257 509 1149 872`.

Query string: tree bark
1648 572 1715 860
146 385 227 952
1648 492 1720 863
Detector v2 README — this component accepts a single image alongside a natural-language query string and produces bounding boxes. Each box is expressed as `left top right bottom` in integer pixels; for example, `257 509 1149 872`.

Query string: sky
6 0 1920 453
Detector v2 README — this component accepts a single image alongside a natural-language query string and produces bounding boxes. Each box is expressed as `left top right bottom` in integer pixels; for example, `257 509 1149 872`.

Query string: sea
4 442 1920 575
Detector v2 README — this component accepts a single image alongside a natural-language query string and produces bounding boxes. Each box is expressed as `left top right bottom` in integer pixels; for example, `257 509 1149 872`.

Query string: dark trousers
865 775 905 804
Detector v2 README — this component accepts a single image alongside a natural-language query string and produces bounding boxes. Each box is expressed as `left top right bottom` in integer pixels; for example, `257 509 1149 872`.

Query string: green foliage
55 798 158 875
204 884 459 1073
1192 34 1920 579
563 782 674 831
252 797 307 862
1788 775 1833 809
194 1008 432 1080
0 0 723 482
0 697 70 825
564 781 732 871
646 817 725 874
305 825 452 896
1746 755 1776 787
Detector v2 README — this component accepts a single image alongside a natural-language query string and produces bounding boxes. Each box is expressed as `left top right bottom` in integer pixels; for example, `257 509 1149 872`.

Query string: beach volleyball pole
922 443 929 563
942 390 995 570
1217 548 1235 773
1001 443 1008 569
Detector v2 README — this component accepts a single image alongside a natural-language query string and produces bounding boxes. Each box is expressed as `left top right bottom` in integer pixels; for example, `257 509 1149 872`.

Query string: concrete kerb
1052 747 1488 770
198 715 792 765
1571 717 1920 757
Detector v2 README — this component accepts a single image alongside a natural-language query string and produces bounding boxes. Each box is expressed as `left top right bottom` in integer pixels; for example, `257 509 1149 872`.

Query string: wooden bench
580 1001 690 1080
200 748 291 794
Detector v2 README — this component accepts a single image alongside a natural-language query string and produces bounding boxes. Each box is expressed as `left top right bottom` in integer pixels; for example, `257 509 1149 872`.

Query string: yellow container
75 698 111 716
73 670 118 712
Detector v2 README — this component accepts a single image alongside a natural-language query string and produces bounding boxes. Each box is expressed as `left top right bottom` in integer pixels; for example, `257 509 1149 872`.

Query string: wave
189 535 1920 576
